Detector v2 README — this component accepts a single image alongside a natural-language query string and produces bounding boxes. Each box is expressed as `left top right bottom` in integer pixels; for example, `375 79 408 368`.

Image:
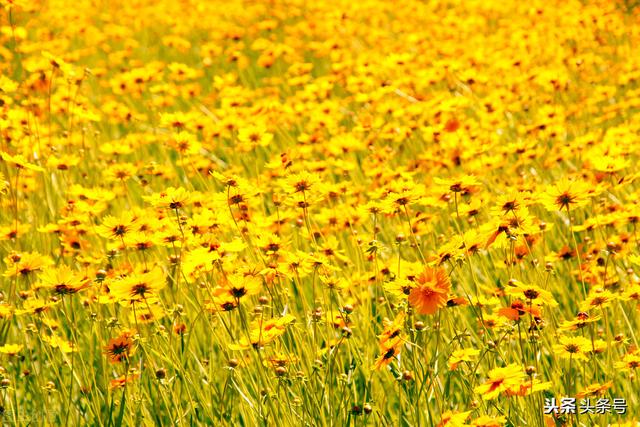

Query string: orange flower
104 330 136 363
408 267 451 315
498 299 542 321
109 371 139 390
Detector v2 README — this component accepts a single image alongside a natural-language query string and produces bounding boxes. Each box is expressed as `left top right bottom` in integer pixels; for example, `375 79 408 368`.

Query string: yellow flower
558 312 601 332
228 315 296 350
0 75 18 93
474 364 525 400
144 187 192 210
615 351 640 372
215 273 262 301
237 124 274 151
373 344 400 371
42 51 76 77
14 298 59 316
540 177 592 212
0 304 13 319
437 410 471 427
109 267 166 304
37 265 90 296
42 334 76 353
377 312 406 352
491 192 528 215
130 304 165 324
552 335 592 361
434 175 481 194
97 212 139 240
283 171 321 195
504 280 557 306
448 348 481 370
104 163 137 182
0 223 31 240
169 131 201 155
3 252 53 278
0 343 23 356
0 151 44 172
580 288 616 311
576 381 613 398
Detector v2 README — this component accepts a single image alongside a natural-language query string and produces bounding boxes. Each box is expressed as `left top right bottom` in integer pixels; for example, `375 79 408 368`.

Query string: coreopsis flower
0 223 32 240
504 280 558 307
361 199 396 218
576 381 613 398
580 288 617 311
433 236 466 264
237 124 273 151
97 213 139 239
437 411 471 427
3 252 53 278
14 298 59 316
540 177 592 212
283 171 321 195
621 283 640 309
384 278 415 299
104 330 136 363
434 175 481 195
498 299 542 321
377 312 406 352
373 343 401 371
491 192 528 216
104 163 137 182
42 334 76 353
0 75 18 93
587 339 607 356
168 131 201 155
0 304 13 319
255 233 287 255
215 273 261 301
388 187 423 211
615 350 640 372
42 51 76 77
0 344 23 356
319 275 349 291
37 265 90 296
408 267 451 315
0 151 45 172
109 267 166 303
318 236 351 264
46 154 81 171
505 379 552 397
130 303 165 324
447 348 480 370
474 364 525 400
210 170 244 188
123 232 158 252
144 187 192 210
109 371 139 390
552 335 592 361
228 314 295 350
205 294 238 313
558 312 601 332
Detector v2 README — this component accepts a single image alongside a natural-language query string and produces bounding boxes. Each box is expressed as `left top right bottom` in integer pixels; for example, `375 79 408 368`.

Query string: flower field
1 0 640 425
